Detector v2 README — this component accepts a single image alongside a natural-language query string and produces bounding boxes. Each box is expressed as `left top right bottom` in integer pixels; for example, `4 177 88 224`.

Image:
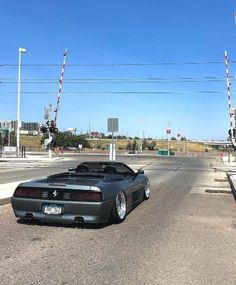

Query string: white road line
0 177 43 200
190 186 232 195
0 181 27 199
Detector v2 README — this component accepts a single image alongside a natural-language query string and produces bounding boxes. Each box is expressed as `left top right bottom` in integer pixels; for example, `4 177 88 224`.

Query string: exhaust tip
74 216 84 224
25 212 34 219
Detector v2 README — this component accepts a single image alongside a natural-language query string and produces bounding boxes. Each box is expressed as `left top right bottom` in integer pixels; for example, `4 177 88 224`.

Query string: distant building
21 122 40 134
0 120 16 132
0 120 40 135
66 128 77 135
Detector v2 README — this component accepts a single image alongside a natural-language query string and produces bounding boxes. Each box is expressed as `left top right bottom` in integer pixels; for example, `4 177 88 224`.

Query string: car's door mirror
68 167 76 171
136 169 144 175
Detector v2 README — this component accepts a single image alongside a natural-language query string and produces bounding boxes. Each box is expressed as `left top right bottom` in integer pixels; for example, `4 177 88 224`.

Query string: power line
7 90 228 95
0 76 233 80
0 76 232 84
1 60 236 67
0 76 231 80
0 80 227 84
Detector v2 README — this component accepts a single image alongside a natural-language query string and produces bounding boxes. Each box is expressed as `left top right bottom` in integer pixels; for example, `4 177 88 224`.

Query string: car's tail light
14 188 41 199
70 191 103 202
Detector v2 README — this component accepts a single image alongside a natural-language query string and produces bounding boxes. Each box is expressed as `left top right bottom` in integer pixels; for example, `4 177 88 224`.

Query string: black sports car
11 161 150 224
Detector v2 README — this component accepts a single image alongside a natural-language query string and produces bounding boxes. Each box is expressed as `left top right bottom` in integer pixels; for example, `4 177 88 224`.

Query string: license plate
43 204 62 215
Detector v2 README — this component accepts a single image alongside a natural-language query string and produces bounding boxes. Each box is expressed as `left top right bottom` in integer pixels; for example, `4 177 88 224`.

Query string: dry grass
20 135 215 153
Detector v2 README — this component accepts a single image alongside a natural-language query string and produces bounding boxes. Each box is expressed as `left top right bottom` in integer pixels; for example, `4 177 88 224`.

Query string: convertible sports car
11 161 150 225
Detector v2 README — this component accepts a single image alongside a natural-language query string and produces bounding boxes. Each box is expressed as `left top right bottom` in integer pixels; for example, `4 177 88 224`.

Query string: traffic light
46 120 56 127
50 120 56 128
49 126 59 133
40 125 48 134
228 128 236 137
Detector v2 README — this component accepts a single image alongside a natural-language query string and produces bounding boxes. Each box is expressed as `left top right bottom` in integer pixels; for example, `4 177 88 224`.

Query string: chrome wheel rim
116 191 126 219
145 184 150 198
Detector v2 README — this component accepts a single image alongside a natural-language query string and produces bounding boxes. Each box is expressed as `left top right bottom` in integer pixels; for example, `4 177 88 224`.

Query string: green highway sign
0 127 9 132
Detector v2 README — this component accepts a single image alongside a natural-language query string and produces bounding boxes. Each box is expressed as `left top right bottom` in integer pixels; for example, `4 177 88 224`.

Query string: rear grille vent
41 191 48 198
39 189 72 200
63 192 71 200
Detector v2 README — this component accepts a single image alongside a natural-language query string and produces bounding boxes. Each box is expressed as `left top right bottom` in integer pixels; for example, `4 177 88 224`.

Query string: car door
129 174 145 207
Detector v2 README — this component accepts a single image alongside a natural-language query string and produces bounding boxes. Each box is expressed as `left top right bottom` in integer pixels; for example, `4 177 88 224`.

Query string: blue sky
0 0 236 139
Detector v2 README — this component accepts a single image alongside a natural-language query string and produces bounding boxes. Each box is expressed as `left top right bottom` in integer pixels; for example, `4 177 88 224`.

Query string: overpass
198 140 230 147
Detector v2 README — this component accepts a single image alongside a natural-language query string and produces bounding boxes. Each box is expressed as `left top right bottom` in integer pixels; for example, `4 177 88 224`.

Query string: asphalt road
0 154 156 184
0 156 236 285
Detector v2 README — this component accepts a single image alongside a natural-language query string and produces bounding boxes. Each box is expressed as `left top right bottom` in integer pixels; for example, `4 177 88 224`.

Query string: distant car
11 161 150 225
128 150 137 154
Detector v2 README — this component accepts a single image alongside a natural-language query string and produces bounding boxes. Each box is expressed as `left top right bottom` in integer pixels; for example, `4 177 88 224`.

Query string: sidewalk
0 154 70 205
0 181 27 206
211 156 236 202
0 154 67 162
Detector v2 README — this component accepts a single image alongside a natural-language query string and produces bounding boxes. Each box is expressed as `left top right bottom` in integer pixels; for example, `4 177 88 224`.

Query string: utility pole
139 117 143 153
186 133 189 156
44 104 53 159
177 131 181 152
89 122 91 138
8 127 11 146
17 47 27 157
166 124 171 155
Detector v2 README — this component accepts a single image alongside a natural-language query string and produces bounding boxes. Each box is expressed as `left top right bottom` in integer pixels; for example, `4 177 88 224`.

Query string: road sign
108 118 119 132
0 127 8 132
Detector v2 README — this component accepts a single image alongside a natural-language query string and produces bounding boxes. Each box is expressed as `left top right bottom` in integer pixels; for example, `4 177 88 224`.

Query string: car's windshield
77 162 134 176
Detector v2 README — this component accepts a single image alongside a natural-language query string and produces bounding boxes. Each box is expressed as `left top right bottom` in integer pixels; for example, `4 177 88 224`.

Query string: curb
0 197 11 206
226 172 236 202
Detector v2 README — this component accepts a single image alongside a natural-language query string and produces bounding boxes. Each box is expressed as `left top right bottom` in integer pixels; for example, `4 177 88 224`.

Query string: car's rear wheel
111 191 127 223
143 182 150 200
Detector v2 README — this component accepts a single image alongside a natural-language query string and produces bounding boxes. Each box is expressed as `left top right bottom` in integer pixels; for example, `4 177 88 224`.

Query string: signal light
228 129 236 137
40 125 48 134
46 120 56 127
14 188 41 198
70 191 103 202
49 127 59 133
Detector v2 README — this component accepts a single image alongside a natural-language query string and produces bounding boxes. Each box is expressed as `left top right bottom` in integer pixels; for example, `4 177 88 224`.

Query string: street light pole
139 117 143 153
17 47 27 157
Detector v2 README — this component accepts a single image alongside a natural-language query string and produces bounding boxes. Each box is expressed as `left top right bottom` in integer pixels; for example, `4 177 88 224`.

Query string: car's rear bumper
11 197 114 224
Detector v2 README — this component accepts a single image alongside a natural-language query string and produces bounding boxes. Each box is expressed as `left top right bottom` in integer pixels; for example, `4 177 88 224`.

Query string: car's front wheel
111 191 127 223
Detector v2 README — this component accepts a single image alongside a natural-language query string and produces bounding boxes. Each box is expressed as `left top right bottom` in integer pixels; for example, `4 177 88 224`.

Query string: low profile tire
111 191 127 223
143 181 150 200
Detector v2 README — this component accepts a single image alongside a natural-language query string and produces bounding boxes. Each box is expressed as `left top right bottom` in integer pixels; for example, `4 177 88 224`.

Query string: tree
41 132 90 148
126 141 132 150
142 139 149 150
132 140 138 150
147 141 157 150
